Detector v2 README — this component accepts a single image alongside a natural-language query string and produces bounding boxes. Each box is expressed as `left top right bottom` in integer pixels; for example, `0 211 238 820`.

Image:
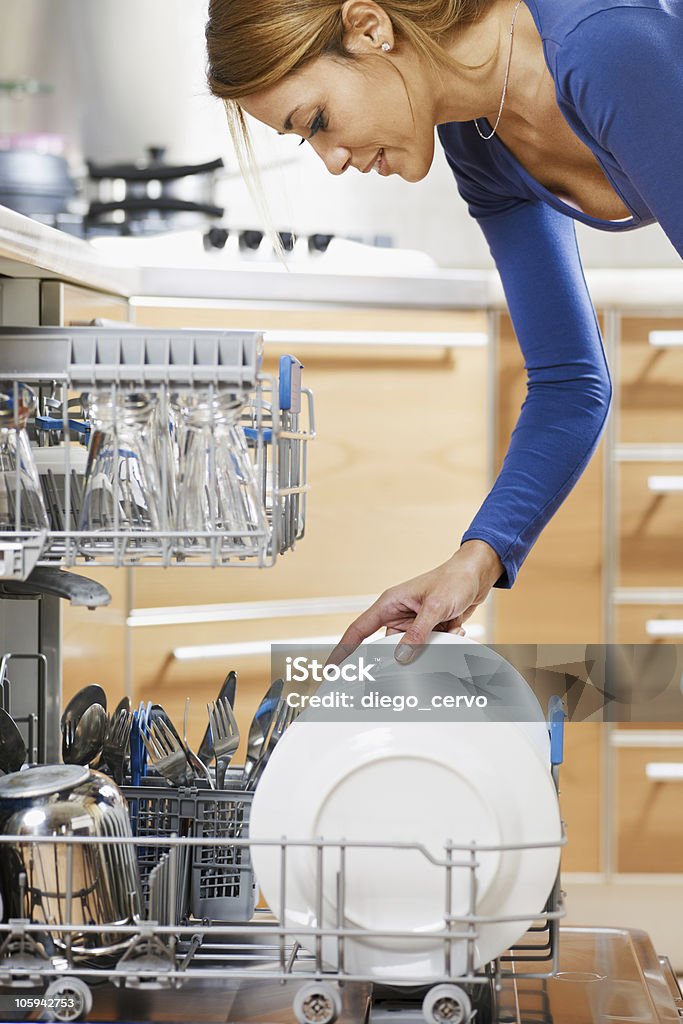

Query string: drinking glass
79 388 163 542
173 387 267 554
0 383 49 532
150 388 179 524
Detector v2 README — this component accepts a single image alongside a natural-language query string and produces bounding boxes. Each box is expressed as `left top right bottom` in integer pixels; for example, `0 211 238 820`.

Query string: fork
102 708 132 785
141 718 194 788
207 697 240 790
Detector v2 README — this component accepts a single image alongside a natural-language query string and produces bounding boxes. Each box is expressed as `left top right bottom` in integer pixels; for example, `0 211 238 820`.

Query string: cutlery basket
122 779 255 924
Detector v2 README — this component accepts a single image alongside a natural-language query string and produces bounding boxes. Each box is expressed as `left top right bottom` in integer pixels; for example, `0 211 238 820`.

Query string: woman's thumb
394 602 445 665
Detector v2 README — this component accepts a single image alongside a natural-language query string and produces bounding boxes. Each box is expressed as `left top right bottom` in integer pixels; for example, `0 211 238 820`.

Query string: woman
206 0 683 664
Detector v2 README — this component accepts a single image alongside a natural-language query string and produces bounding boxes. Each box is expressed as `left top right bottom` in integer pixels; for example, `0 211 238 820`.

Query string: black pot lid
0 764 88 799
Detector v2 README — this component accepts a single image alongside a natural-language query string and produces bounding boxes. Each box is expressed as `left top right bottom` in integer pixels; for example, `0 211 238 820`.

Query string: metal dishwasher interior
31 927 679 1023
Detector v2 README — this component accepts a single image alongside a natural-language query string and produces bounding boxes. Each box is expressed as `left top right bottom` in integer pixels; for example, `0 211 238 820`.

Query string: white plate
250 718 561 982
309 631 551 765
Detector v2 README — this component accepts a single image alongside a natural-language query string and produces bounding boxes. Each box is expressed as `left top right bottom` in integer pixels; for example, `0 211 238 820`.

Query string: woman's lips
361 149 392 175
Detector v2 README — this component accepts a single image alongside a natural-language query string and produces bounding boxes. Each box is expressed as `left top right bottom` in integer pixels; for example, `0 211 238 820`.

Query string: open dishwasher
0 325 680 1024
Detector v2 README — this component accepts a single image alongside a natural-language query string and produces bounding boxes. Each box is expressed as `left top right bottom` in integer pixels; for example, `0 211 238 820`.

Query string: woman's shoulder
540 0 683 109
528 0 680 50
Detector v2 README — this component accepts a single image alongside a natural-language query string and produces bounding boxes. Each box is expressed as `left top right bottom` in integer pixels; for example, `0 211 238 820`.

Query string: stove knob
308 233 334 254
203 227 230 251
239 229 264 251
277 231 296 253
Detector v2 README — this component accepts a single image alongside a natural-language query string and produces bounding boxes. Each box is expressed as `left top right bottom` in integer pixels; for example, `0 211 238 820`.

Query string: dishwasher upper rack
0 327 314 579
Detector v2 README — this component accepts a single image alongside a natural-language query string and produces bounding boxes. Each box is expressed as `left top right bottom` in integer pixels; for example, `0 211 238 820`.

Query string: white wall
0 0 678 270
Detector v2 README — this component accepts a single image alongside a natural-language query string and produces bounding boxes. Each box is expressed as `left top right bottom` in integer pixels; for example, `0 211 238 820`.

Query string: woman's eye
298 110 327 146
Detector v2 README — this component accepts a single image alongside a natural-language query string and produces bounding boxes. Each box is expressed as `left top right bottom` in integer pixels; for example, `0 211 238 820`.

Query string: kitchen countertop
0 204 139 298
1 203 682 310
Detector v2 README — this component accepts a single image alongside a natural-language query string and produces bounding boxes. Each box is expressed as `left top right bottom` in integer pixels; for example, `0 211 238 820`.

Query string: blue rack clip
36 416 91 444
547 695 567 766
244 427 273 444
279 355 303 414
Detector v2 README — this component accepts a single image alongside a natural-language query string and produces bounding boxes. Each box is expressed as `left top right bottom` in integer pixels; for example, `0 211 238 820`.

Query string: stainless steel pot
0 148 77 216
0 764 141 959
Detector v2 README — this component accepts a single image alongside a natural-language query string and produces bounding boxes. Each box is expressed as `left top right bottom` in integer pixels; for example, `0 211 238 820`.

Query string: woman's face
239 54 438 183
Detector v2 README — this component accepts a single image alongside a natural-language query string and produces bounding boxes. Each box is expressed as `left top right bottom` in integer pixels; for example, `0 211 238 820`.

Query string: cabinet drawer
619 316 683 444
618 462 683 588
615 604 683 643
616 739 683 872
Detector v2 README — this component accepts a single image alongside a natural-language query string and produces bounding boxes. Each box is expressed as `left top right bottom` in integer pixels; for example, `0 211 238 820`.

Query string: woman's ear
341 0 395 55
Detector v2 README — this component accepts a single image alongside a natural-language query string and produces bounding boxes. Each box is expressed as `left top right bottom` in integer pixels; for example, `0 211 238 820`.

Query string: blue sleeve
557 5 683 258
459 198 612 587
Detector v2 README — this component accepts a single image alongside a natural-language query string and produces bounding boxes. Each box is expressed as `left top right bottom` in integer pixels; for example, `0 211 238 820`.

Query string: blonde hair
205 1 490 248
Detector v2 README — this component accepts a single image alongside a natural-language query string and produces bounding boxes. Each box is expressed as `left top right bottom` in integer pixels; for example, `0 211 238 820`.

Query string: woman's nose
312 139 352 176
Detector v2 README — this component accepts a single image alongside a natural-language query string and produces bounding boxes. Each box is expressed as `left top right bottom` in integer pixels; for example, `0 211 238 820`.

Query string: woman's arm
462 199 612 587
329 198 611 664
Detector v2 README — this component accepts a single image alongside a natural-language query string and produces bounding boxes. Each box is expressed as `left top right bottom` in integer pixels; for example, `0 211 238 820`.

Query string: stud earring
381 42 392 52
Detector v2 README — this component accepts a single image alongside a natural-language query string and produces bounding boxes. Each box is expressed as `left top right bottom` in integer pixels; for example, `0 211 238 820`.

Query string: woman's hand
327 540 504 666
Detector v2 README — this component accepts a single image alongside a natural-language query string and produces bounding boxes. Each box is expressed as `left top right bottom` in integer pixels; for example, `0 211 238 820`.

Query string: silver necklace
474 0 523 141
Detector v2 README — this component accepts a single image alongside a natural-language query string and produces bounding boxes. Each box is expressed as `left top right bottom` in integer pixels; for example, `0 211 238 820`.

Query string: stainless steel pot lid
0 764 89 799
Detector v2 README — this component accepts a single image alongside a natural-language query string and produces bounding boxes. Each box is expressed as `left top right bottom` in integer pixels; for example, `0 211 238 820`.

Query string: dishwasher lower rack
0 328 315 579
0 825 566 1024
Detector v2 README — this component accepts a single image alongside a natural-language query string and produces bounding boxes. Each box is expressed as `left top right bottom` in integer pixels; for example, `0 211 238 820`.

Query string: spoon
112 695 131 717
0 709 27 774
60 684 107 730
63 702 107 766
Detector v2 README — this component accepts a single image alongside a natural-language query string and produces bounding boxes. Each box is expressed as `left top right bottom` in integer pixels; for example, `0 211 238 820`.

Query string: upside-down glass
173 387 268 554
79 388 163 545
0 383 49 532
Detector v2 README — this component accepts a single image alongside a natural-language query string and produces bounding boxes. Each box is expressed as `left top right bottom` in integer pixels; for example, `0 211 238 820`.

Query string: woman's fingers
326 596 392 665
394 597 451 664
328 547 497 668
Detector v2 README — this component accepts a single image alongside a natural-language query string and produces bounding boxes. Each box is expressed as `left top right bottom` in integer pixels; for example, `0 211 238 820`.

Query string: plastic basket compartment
191 789 255 923
122 782 255 925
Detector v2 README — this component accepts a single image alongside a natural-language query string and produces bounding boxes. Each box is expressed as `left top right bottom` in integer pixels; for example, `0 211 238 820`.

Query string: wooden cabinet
618 461 683 588
618 316 683 445
611 312 683 625
615 603 683 643
615 732 683 873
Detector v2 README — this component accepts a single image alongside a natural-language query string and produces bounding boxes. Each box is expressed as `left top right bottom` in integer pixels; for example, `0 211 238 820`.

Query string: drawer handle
646 762 683 781
649 331 683 348
647 475 683 494
646 619 683 637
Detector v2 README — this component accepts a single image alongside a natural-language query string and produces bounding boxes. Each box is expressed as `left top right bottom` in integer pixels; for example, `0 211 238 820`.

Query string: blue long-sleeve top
437 0 683 587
